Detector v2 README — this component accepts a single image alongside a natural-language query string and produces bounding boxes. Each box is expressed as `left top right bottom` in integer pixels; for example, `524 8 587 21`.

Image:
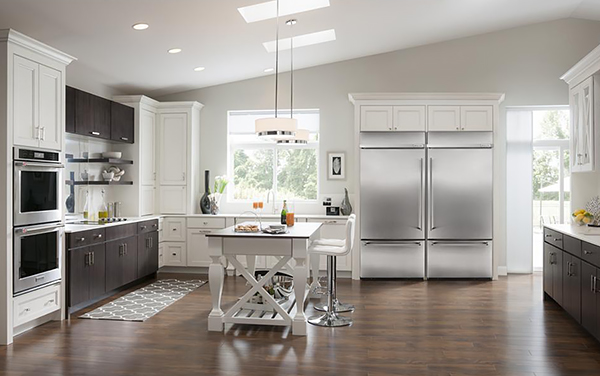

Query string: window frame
227 110 320 203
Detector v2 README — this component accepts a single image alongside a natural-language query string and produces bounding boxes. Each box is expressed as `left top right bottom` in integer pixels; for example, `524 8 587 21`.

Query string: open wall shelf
66 157 133 165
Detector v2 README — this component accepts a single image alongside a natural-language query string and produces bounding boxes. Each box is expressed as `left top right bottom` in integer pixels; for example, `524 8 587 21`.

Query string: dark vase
200 170 211 214
340 188 352 215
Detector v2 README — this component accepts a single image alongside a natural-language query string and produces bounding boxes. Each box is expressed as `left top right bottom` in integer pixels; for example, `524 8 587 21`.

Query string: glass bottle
98 189 108 219
83 190 90 219
281 200 288 225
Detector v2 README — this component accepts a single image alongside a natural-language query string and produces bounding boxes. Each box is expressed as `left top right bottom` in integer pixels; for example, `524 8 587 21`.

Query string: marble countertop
545 223 600 248
65 215 161 233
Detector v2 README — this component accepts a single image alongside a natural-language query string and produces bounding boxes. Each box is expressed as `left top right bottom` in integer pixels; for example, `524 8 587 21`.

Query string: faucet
266 190 276 214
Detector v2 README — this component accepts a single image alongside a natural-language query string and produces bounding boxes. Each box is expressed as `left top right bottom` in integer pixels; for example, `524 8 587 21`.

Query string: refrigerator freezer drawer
427 241 492 278
361 241 425 278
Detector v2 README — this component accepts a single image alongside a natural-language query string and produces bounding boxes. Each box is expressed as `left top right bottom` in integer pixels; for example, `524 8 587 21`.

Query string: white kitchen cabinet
460 106 493 131
571 77 594 172
13 55 63 150
140 109 156 185
159 112 187 185
163 217 186 241
307 218 352 272
360 106 393 131
13 55 39 148
428 106 461 131
141 186 155 216
186 229 212 267
393 106 426 131
160 186 187 214
163 242 187 266
158 243 164 268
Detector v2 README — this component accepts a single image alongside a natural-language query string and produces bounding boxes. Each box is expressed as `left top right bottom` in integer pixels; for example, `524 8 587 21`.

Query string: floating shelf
66 157 133 165
65 180 133 186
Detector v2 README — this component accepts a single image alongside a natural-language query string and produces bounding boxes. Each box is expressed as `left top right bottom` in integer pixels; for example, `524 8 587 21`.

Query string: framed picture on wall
328 152 345 180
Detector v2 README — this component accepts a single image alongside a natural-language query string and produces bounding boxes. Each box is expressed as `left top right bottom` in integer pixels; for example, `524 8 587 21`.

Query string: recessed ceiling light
238 0 330 23
132 23 149 30
194 66 205 72
168 48 182 54
263 29 336 53
264 68 274 73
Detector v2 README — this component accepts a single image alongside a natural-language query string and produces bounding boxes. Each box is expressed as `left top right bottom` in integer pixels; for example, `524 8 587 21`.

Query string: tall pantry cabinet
0 29 75 344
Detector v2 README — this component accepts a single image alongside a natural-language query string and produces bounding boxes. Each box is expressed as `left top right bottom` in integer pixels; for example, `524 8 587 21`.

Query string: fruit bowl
572 209 593 226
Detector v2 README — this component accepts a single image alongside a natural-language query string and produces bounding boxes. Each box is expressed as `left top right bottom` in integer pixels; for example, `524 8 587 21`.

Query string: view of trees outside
233 147 318 201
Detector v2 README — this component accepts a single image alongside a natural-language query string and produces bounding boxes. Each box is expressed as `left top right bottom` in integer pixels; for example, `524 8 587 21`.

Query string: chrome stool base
308 312 353 327
314 299 355 313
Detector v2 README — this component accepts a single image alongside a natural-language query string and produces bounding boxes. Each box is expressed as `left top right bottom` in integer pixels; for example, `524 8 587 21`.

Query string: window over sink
227 109 320 202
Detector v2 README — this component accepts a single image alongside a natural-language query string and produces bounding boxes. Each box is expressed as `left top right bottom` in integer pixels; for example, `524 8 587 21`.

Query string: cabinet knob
172 253 177 256
141 226 147 230
554 238 560 242
95 234 102 239
545 234 552 237
584 250 593 255
172 228 177 231
79 237 85 242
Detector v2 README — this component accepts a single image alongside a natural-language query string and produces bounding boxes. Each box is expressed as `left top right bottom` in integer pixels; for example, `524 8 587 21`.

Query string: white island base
206 223 322 336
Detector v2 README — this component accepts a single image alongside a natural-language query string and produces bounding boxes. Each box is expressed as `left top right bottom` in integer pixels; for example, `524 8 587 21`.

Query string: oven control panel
15 148 60 162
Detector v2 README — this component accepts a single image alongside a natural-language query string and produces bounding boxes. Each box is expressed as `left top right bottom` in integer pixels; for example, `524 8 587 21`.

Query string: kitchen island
206 222 322 336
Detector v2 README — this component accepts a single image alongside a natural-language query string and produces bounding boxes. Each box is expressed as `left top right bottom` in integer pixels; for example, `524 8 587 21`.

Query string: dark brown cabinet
138 231 158 278
582 262 598 338
106 236 138 292
67 221 159 313
563 253 581 323
544 242 563 306
111 102 134 143
68 244 106 308
66 86 134 143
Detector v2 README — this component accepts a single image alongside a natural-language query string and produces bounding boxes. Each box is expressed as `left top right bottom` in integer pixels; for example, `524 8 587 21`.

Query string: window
228 110 319 202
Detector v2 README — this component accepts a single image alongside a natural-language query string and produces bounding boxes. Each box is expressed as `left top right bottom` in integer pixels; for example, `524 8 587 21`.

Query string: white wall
157 18 600 271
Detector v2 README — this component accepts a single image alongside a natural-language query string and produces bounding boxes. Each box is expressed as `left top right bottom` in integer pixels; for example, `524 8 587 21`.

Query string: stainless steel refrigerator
360 132 493 279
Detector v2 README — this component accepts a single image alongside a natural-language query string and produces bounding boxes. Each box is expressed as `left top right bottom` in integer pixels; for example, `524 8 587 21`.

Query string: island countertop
206 222 322 239
545 223 600 248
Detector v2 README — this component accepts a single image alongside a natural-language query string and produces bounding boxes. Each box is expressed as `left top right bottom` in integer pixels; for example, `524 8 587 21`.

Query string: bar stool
308 214 356 327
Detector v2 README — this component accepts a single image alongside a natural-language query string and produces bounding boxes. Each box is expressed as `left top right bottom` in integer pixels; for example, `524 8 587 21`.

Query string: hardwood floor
1 273 600 376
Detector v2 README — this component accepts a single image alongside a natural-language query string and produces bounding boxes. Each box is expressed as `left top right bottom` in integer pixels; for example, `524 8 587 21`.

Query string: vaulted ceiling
0 0 599 97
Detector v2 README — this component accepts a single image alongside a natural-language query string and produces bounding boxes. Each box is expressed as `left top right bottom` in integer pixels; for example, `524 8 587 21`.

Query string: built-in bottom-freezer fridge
426 132 493 278
360 132 426 278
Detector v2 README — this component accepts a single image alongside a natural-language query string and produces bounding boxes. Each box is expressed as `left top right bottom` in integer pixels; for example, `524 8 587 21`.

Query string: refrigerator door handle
363 241 422 246
430 241 490 246
429 157 435 231
418 158 424 230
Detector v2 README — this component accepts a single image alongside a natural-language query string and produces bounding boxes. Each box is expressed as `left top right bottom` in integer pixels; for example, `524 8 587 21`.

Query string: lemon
576 214 585 222
583 217 591 224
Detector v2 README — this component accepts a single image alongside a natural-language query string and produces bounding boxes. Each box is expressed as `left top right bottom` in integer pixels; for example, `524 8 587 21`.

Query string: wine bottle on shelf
281 200 288 225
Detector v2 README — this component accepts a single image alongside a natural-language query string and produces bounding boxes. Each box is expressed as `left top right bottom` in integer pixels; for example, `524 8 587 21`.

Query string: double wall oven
13 147 64 295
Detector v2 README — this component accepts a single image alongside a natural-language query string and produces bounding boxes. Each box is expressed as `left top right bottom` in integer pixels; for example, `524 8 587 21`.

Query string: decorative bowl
102 152 122 159
102 171 114 181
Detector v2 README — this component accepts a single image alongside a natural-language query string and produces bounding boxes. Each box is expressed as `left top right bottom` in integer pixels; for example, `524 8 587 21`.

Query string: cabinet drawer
164 242 187 266
138 219 159 234
563 235 582 258
68 229 105 248
13 283 60 327
582 242 600 267
106 223 137 241
543 228 563 249
187 217 226 229
163 218 186 241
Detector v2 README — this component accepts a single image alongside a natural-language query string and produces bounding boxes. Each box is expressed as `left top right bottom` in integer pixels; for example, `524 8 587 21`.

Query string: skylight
263 29 336 52
238 0 330 23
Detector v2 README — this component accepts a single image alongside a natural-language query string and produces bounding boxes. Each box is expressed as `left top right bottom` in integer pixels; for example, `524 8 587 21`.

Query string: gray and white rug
80 279 207 322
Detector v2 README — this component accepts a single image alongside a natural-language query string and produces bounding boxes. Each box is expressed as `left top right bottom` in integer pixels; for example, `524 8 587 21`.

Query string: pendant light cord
275 0 280 118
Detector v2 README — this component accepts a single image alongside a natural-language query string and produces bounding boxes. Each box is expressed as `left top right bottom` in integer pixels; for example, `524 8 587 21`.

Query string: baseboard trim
497 266 508 276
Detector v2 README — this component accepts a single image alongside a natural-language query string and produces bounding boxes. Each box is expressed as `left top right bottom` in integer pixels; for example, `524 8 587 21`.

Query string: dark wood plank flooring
1 273 600 375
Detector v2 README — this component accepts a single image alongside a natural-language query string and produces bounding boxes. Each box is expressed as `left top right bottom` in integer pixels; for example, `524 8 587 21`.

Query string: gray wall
158 18 600 270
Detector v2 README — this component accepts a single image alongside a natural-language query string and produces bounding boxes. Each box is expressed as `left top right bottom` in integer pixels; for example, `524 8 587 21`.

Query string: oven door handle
15 161 64 168
15 224 64 235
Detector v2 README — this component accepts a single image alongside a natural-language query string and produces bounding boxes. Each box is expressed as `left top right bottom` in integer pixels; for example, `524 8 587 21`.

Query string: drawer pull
172 253 177 256
94 234 102 239
554 238 560 242
20 308 31 315
141 226 147 230
44 299 55 306
545 234 552 238
78 237 85 242
90 131 100 136
172 228 177 231
34 275 45 282
584 250 593 255
120 137 129 141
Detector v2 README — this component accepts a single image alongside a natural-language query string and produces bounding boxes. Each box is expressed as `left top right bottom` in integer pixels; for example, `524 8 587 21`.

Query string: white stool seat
313 238 345 247
309 244 347 256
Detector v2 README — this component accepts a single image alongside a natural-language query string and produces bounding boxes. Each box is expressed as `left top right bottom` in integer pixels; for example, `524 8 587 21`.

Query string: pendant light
255 0 298 140
277 18 309 145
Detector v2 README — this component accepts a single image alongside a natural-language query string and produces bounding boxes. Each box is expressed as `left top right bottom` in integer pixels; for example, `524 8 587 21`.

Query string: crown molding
561 43 600 87
113 95 160 108
348 92 505 104
0 29 76 66
157 101 204 111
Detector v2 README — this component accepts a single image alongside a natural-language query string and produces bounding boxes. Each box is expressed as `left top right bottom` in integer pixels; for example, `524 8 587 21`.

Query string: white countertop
545 224 600 247
206 222 322 239
65 215 161 233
